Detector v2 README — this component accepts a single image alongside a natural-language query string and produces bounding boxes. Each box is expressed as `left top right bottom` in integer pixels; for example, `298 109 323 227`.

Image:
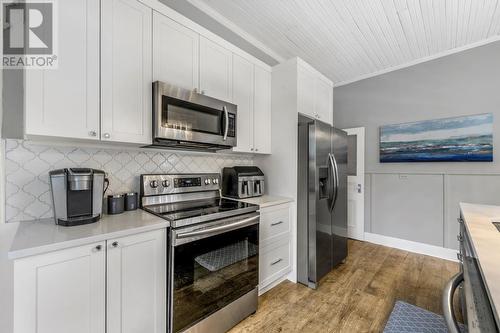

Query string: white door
107 229 166 333
25 0 100 140
343 127 365 241
101 0 152 144
314 76 333 125
153 12 199 90
253 66 272 154
232 54 254 153
14 242 106 333
199 36 233 101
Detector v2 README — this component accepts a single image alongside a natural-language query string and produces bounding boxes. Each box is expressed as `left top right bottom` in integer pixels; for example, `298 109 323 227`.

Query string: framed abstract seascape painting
380 114 493 163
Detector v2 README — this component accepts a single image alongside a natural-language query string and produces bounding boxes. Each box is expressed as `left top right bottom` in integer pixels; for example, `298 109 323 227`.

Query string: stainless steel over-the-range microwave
151 81 237 151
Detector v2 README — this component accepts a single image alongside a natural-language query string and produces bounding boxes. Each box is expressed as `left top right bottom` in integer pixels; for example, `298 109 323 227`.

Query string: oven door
169 212 259 333
153 81 237 148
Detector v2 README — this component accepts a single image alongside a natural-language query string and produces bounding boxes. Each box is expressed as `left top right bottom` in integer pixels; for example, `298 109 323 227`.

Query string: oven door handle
176 215 259 241
223 105 229 141
442 272 464 333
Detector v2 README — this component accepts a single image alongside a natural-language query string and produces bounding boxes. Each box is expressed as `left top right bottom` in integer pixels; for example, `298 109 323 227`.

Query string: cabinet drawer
260 205 290 242
259 239 291 287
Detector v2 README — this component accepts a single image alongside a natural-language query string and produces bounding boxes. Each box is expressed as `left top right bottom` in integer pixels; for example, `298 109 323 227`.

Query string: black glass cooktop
143 198 257 224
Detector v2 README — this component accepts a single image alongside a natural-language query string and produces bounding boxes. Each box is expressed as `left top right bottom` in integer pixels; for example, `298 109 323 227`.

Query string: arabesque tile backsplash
4 140 253 223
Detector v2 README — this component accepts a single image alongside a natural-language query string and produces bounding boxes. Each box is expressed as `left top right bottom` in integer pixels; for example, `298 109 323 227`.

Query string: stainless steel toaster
221 166 265 199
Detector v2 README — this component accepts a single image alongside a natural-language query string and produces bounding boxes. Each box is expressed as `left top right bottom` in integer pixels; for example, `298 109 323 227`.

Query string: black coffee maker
49 168 107 226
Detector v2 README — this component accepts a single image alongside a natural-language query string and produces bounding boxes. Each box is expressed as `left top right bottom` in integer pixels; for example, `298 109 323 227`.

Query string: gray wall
333 41 500 250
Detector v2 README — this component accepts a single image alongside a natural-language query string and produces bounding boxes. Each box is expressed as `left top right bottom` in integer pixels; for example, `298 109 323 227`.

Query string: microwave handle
223 106 229 141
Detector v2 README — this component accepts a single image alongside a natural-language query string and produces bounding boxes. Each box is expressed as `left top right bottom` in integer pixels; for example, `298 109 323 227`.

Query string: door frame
343 127 365 241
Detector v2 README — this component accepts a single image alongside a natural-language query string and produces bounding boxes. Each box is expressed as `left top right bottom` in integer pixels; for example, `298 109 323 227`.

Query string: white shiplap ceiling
187 0 500 86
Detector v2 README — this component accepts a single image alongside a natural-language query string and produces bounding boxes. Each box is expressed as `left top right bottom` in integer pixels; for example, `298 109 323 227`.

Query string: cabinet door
297 64 316 120
314 76 333 125
199 36 232 101
107 230 166 333
253 66 272 154
153 12 199 90
232 54 254 153
14 243 106 333
25 0 100 140
101 0 152 144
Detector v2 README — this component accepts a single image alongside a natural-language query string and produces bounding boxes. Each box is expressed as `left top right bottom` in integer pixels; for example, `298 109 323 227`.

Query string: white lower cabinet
107 230 166 333
13 230 166 333
14 242 106 333
258 203 292 294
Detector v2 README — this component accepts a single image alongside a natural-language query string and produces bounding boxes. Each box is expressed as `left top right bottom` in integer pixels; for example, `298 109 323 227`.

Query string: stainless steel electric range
140 173 259 333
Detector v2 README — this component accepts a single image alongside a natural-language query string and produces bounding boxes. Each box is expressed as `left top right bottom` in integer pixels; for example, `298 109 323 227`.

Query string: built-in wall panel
334 41 500 251
444 175 500 250
371 174 444 246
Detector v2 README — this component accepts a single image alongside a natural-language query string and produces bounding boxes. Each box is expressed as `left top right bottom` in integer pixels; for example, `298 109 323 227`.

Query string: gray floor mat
384 301 465 333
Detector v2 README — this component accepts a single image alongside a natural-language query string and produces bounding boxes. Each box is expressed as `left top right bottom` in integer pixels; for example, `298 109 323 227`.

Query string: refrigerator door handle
328 153 339 212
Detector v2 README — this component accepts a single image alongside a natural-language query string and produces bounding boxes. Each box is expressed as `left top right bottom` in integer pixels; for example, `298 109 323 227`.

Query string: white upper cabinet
314 76 334 124
199 37 233 101
101 0 152 144
153 12 199 90
253 66 272 154
297 60 333 125
21 0 272 151
106 230 166 333
14 242 106 333
297 65 316 120
232 54 254 153
231 60 271 155
25 0 100 140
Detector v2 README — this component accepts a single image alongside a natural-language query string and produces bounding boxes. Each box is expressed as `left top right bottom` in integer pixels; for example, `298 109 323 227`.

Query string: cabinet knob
95 244 102 251
255 148 259 152
103 133 111 139
112 241 119 248
88 130 97 137
250 148 254 151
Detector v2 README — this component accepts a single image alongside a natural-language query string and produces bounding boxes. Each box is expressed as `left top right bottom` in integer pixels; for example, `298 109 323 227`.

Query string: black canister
107 194 124 215
125 192 138 211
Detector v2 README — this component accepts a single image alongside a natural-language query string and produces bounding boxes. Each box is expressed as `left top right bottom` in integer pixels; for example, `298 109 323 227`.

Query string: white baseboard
258 275 289 296
364 232 458 262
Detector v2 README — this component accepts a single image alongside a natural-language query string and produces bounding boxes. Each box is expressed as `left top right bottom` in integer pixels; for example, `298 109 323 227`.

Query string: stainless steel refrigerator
297 114 348 289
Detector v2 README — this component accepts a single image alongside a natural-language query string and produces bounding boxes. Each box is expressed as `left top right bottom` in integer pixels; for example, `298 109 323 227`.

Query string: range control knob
212 178 218 184
162 180 170 187
150 180 159 188
204 179 210 185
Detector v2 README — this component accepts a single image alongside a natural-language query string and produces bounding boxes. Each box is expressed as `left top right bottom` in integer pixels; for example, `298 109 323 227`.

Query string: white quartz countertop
459 202 500 322
7 209 169 260
229 195 293 208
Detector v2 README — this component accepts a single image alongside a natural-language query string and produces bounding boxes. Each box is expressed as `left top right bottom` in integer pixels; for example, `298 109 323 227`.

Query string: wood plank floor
229 240 459 333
